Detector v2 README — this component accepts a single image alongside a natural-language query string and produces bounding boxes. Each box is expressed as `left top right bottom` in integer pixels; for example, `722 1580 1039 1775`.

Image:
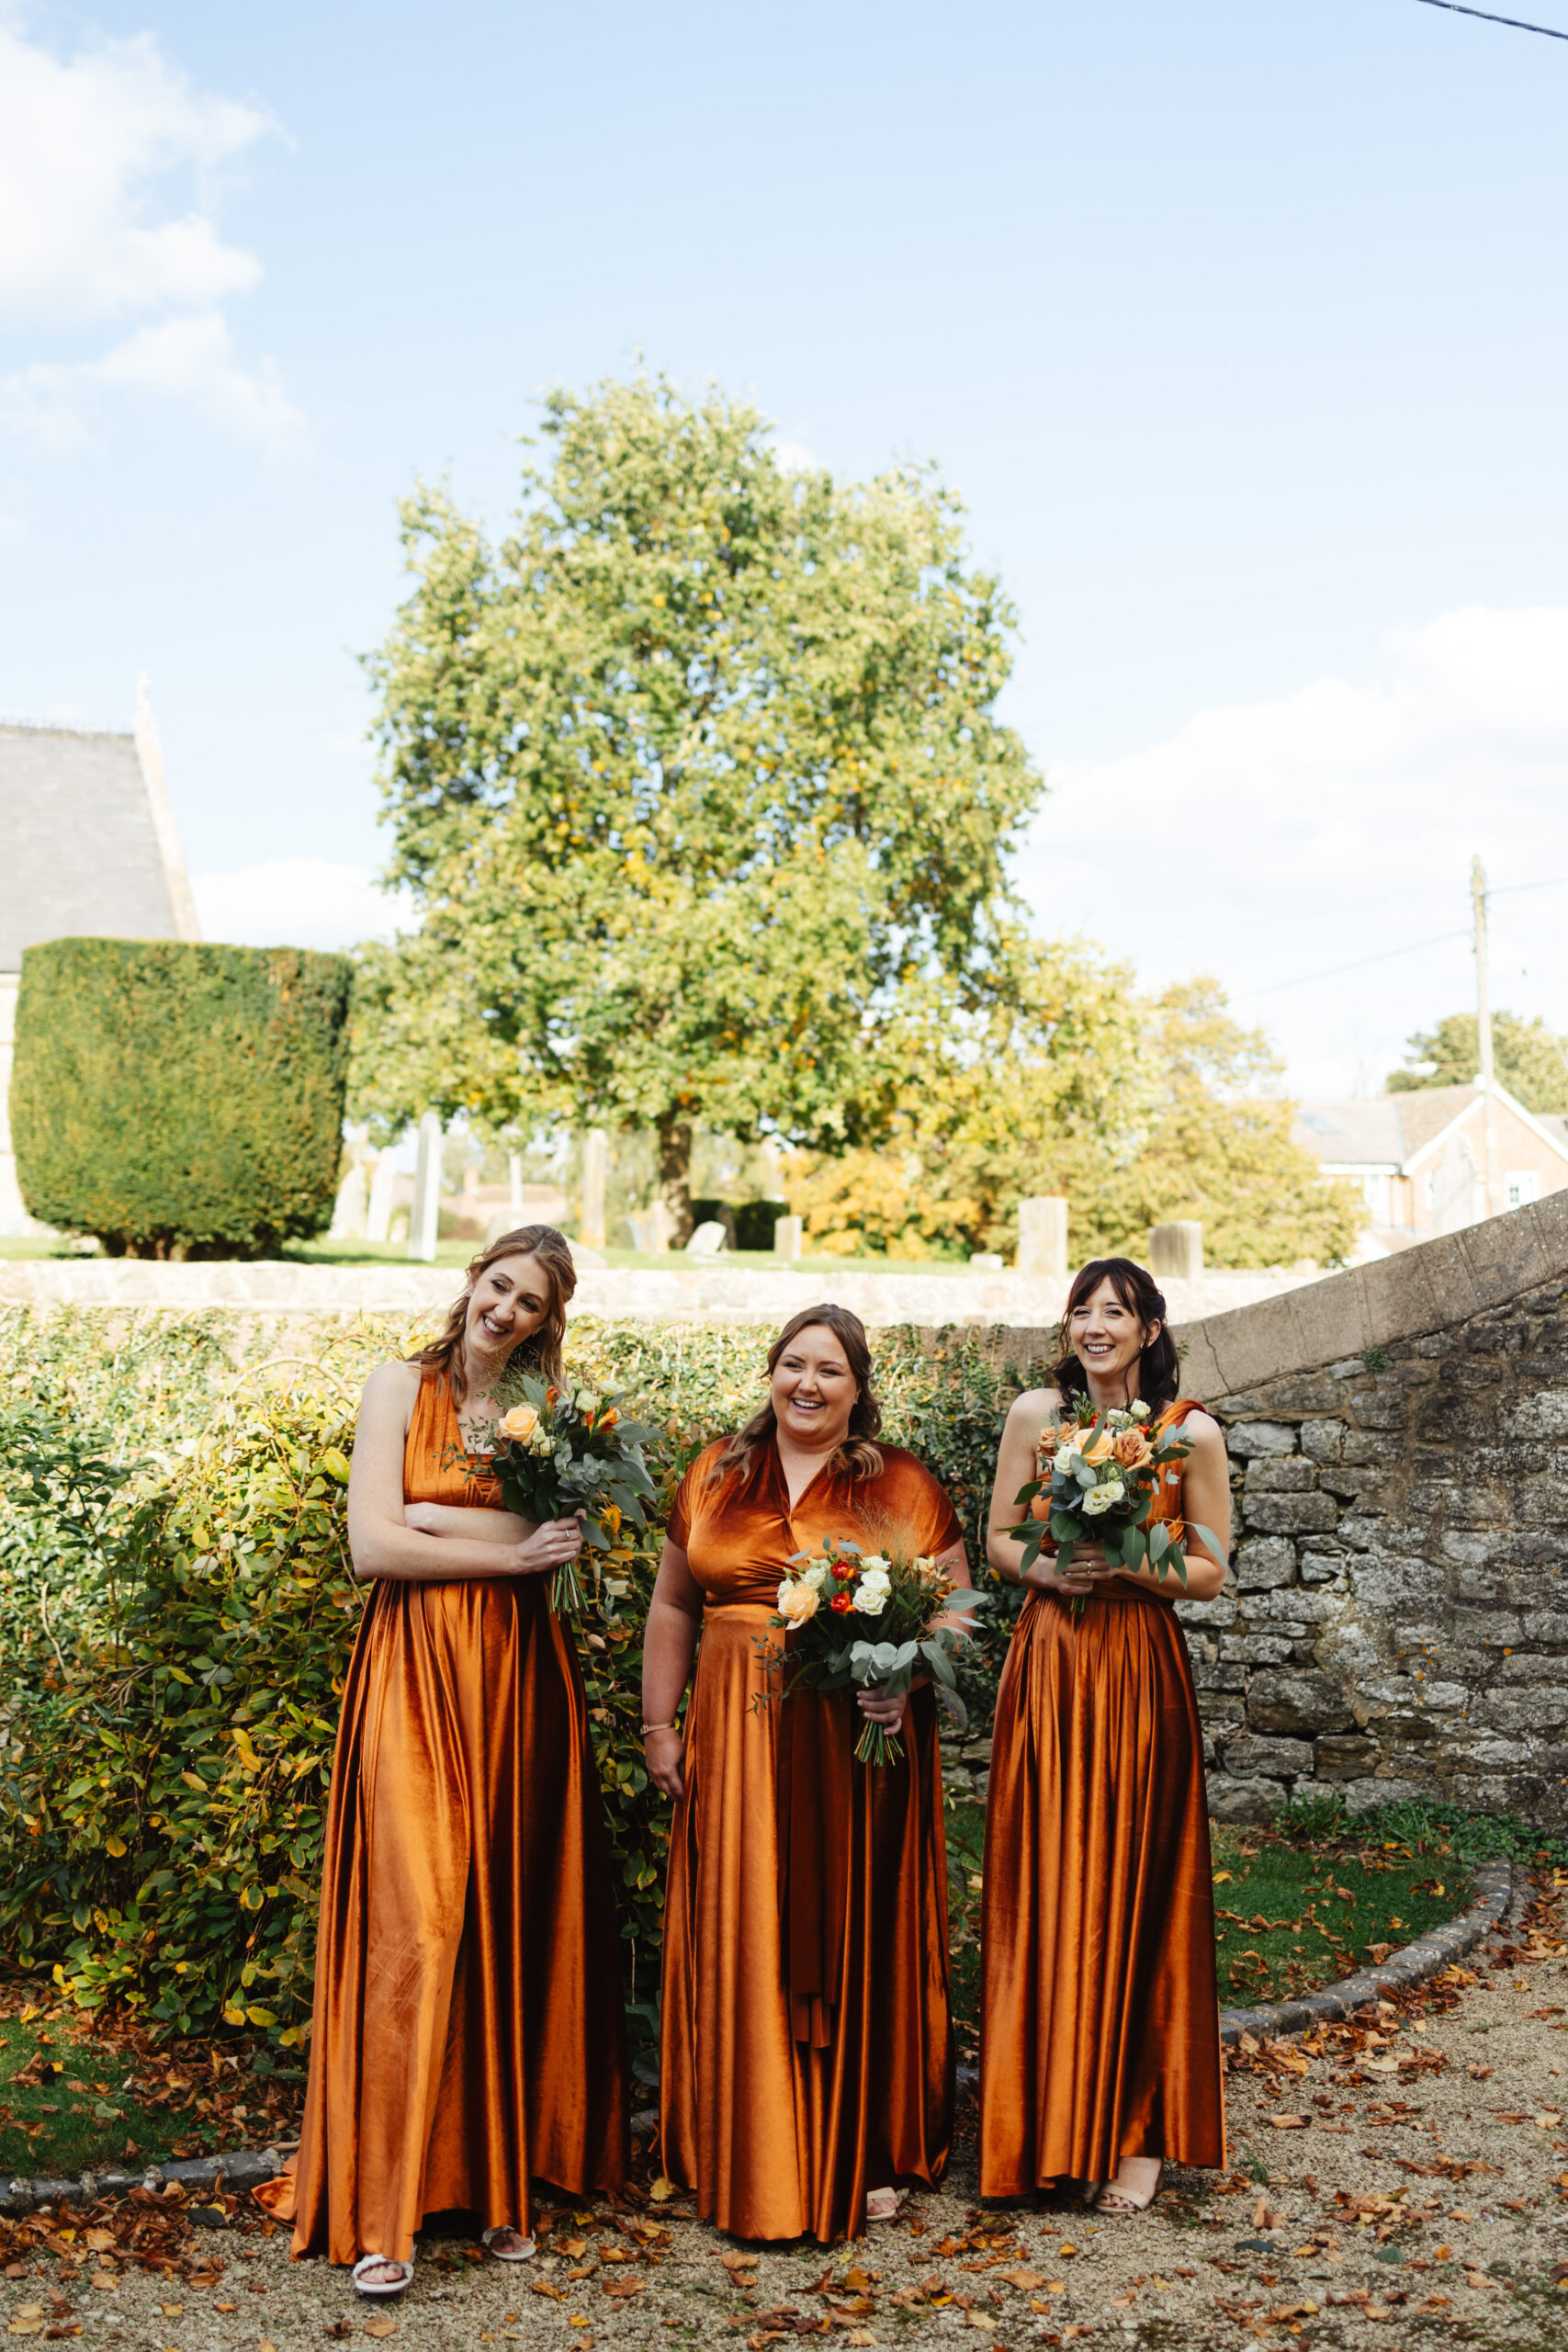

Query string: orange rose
500 1403 540 1442
1081 1430 1115 1466
1031 1494 1052 1522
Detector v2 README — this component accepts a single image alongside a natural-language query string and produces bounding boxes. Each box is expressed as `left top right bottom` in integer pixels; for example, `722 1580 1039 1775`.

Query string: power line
1244 928 1471 1000
1413 0 1568 39
1237 876 1568 1000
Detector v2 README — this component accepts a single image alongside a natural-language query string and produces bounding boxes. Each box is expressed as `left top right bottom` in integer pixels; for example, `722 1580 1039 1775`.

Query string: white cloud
0 25 292 445
1016 607 1568 1102
193 860 414 954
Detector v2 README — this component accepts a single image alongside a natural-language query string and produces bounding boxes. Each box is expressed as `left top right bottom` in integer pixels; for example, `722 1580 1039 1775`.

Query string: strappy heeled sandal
864 2187 908 2223
482 2226 537 2262
352 2254 414 2296
1093 2161 1163 2216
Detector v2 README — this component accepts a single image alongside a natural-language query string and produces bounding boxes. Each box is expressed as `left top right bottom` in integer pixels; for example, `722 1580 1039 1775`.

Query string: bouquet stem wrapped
761 1532 987 1766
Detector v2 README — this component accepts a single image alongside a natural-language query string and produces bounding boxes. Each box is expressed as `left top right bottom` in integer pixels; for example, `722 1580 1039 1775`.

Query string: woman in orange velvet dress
257 1227 627 2291
980 1257 1230 2214
642 1305 965 2242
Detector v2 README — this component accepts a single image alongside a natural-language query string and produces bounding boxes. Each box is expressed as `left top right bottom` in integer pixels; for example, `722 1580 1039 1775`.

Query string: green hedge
0 1309 1035 2050
11 939 352 1259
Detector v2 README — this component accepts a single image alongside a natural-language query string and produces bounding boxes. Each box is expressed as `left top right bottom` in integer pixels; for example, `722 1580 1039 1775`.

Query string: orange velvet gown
257 1370 628 2263
660 1438 963 2242
978 1398 1225 2192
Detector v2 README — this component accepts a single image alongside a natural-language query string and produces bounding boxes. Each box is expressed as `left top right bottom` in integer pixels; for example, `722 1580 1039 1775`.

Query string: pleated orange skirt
260 1575 628 2263
660 1605 953 2242
978 1585 1225 2192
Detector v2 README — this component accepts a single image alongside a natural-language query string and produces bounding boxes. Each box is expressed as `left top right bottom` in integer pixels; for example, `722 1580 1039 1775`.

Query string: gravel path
3 1879 1564 2352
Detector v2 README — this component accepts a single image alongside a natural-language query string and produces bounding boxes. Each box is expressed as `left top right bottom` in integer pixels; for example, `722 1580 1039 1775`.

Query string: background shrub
0 1309 1041 2052
11 939 352 1260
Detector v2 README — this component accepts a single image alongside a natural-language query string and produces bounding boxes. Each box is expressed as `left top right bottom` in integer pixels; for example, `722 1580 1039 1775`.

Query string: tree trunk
656 1115 694 1247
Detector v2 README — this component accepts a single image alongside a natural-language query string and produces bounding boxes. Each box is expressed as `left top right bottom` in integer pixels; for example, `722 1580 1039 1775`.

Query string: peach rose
501 1403 540 1442
777 1579 820 1625
1081 1430 1115 1466
1111 1429 1152 1471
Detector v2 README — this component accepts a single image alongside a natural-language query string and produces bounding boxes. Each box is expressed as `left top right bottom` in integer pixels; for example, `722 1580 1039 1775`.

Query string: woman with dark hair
978 1258 1230 2213
257 1227 627 2290
643 1305 965 2240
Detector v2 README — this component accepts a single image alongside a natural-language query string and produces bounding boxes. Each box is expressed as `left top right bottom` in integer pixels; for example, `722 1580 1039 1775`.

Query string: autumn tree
354 374 1041 1235
1388 1010 1568 1114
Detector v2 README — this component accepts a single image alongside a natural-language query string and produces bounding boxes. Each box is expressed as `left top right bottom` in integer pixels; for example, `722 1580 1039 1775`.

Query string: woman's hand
513 1512 585 1577
645 1724 685 1799
856 1684 909 1730
1027 1540 1114 1596
404 1499 446 1535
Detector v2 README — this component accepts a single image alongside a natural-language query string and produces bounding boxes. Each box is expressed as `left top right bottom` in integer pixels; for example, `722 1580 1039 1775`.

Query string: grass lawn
0 1985 302 2185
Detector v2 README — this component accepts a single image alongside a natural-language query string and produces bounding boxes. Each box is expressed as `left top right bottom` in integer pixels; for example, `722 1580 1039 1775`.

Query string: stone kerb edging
1216 1859 1515 2047
0 2143 281 2219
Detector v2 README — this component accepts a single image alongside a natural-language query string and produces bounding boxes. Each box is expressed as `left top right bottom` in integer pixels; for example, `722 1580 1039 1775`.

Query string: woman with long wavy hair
257 1227 627 2290
979 1258 1229 2214
642 1304 966 2242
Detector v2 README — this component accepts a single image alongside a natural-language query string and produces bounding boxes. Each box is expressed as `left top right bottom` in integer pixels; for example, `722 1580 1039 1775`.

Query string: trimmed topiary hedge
11 939 352 1259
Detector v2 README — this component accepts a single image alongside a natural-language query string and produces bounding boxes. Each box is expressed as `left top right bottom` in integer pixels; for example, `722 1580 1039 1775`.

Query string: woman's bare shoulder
360 1361 423 1415
1005 1385 1065 1426
1180 1408 1226 1453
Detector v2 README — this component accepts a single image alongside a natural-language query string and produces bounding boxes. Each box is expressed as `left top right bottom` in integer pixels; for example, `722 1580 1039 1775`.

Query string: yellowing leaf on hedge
105 1835 127 1857
245 2005 278 2028
180 1772 206 1792
221 2006 246 2026
240 1884 265 1910
320 1448 352 1483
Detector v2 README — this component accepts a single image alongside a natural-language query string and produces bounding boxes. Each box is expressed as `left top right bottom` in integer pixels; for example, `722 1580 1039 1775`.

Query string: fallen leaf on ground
1269 2114 1309 2131
364 2323 400 2341
648 2177 676 2203
997 2268 1045 2289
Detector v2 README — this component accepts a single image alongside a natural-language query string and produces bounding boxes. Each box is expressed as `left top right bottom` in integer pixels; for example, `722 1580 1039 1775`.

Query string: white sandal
482 2227 536 2262
864 2187 908 2223
352 2254 414 2296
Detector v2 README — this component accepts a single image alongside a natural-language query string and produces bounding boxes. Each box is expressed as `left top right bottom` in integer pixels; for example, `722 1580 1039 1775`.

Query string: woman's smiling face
770 1322 858 1452
1068 1275 1154 1394
464 1252 551 1361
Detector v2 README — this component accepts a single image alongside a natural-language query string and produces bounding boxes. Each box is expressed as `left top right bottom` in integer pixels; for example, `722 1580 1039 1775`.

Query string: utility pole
1472 854 1501 1218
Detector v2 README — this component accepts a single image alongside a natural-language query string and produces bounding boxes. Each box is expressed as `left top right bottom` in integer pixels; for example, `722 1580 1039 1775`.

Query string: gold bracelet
640 1720 677 1737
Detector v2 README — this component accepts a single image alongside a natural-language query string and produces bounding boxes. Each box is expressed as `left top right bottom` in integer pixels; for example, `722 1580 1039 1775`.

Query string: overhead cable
1413 0 1568 39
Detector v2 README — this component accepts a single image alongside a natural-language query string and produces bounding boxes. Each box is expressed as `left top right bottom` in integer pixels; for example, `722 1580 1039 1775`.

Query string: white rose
1082 1479 1125 1517
803 1561 834 1591
852 1583 889 1614
1131 1399 1151 1420
856 1554 891 1576
575 1389 601 1415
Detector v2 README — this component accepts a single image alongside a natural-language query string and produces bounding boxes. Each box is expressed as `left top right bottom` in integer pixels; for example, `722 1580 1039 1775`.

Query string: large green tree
1387 1010 1568 1114
355 375 1042 1234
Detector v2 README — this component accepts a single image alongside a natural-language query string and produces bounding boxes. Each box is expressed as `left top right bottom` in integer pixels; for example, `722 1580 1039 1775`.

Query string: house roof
0 691 199 971
1295 1084 1568 1173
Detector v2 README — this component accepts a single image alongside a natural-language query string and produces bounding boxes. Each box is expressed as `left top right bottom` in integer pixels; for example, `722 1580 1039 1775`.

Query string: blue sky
3 0 1567 1097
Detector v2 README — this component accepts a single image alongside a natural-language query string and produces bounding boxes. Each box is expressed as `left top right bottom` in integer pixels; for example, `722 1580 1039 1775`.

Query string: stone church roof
0 684 199 971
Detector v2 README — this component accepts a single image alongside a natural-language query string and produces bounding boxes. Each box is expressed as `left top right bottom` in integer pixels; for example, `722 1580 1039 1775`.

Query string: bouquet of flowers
480 1374 658 1615
1010 1396 1222 1609
763 1533 987 1766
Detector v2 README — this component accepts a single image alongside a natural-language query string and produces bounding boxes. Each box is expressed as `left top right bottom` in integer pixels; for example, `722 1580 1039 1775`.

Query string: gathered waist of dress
702 1595 779 1617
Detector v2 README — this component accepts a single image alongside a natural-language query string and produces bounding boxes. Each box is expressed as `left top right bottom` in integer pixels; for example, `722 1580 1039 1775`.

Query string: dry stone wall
1182 1217 1568 1827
